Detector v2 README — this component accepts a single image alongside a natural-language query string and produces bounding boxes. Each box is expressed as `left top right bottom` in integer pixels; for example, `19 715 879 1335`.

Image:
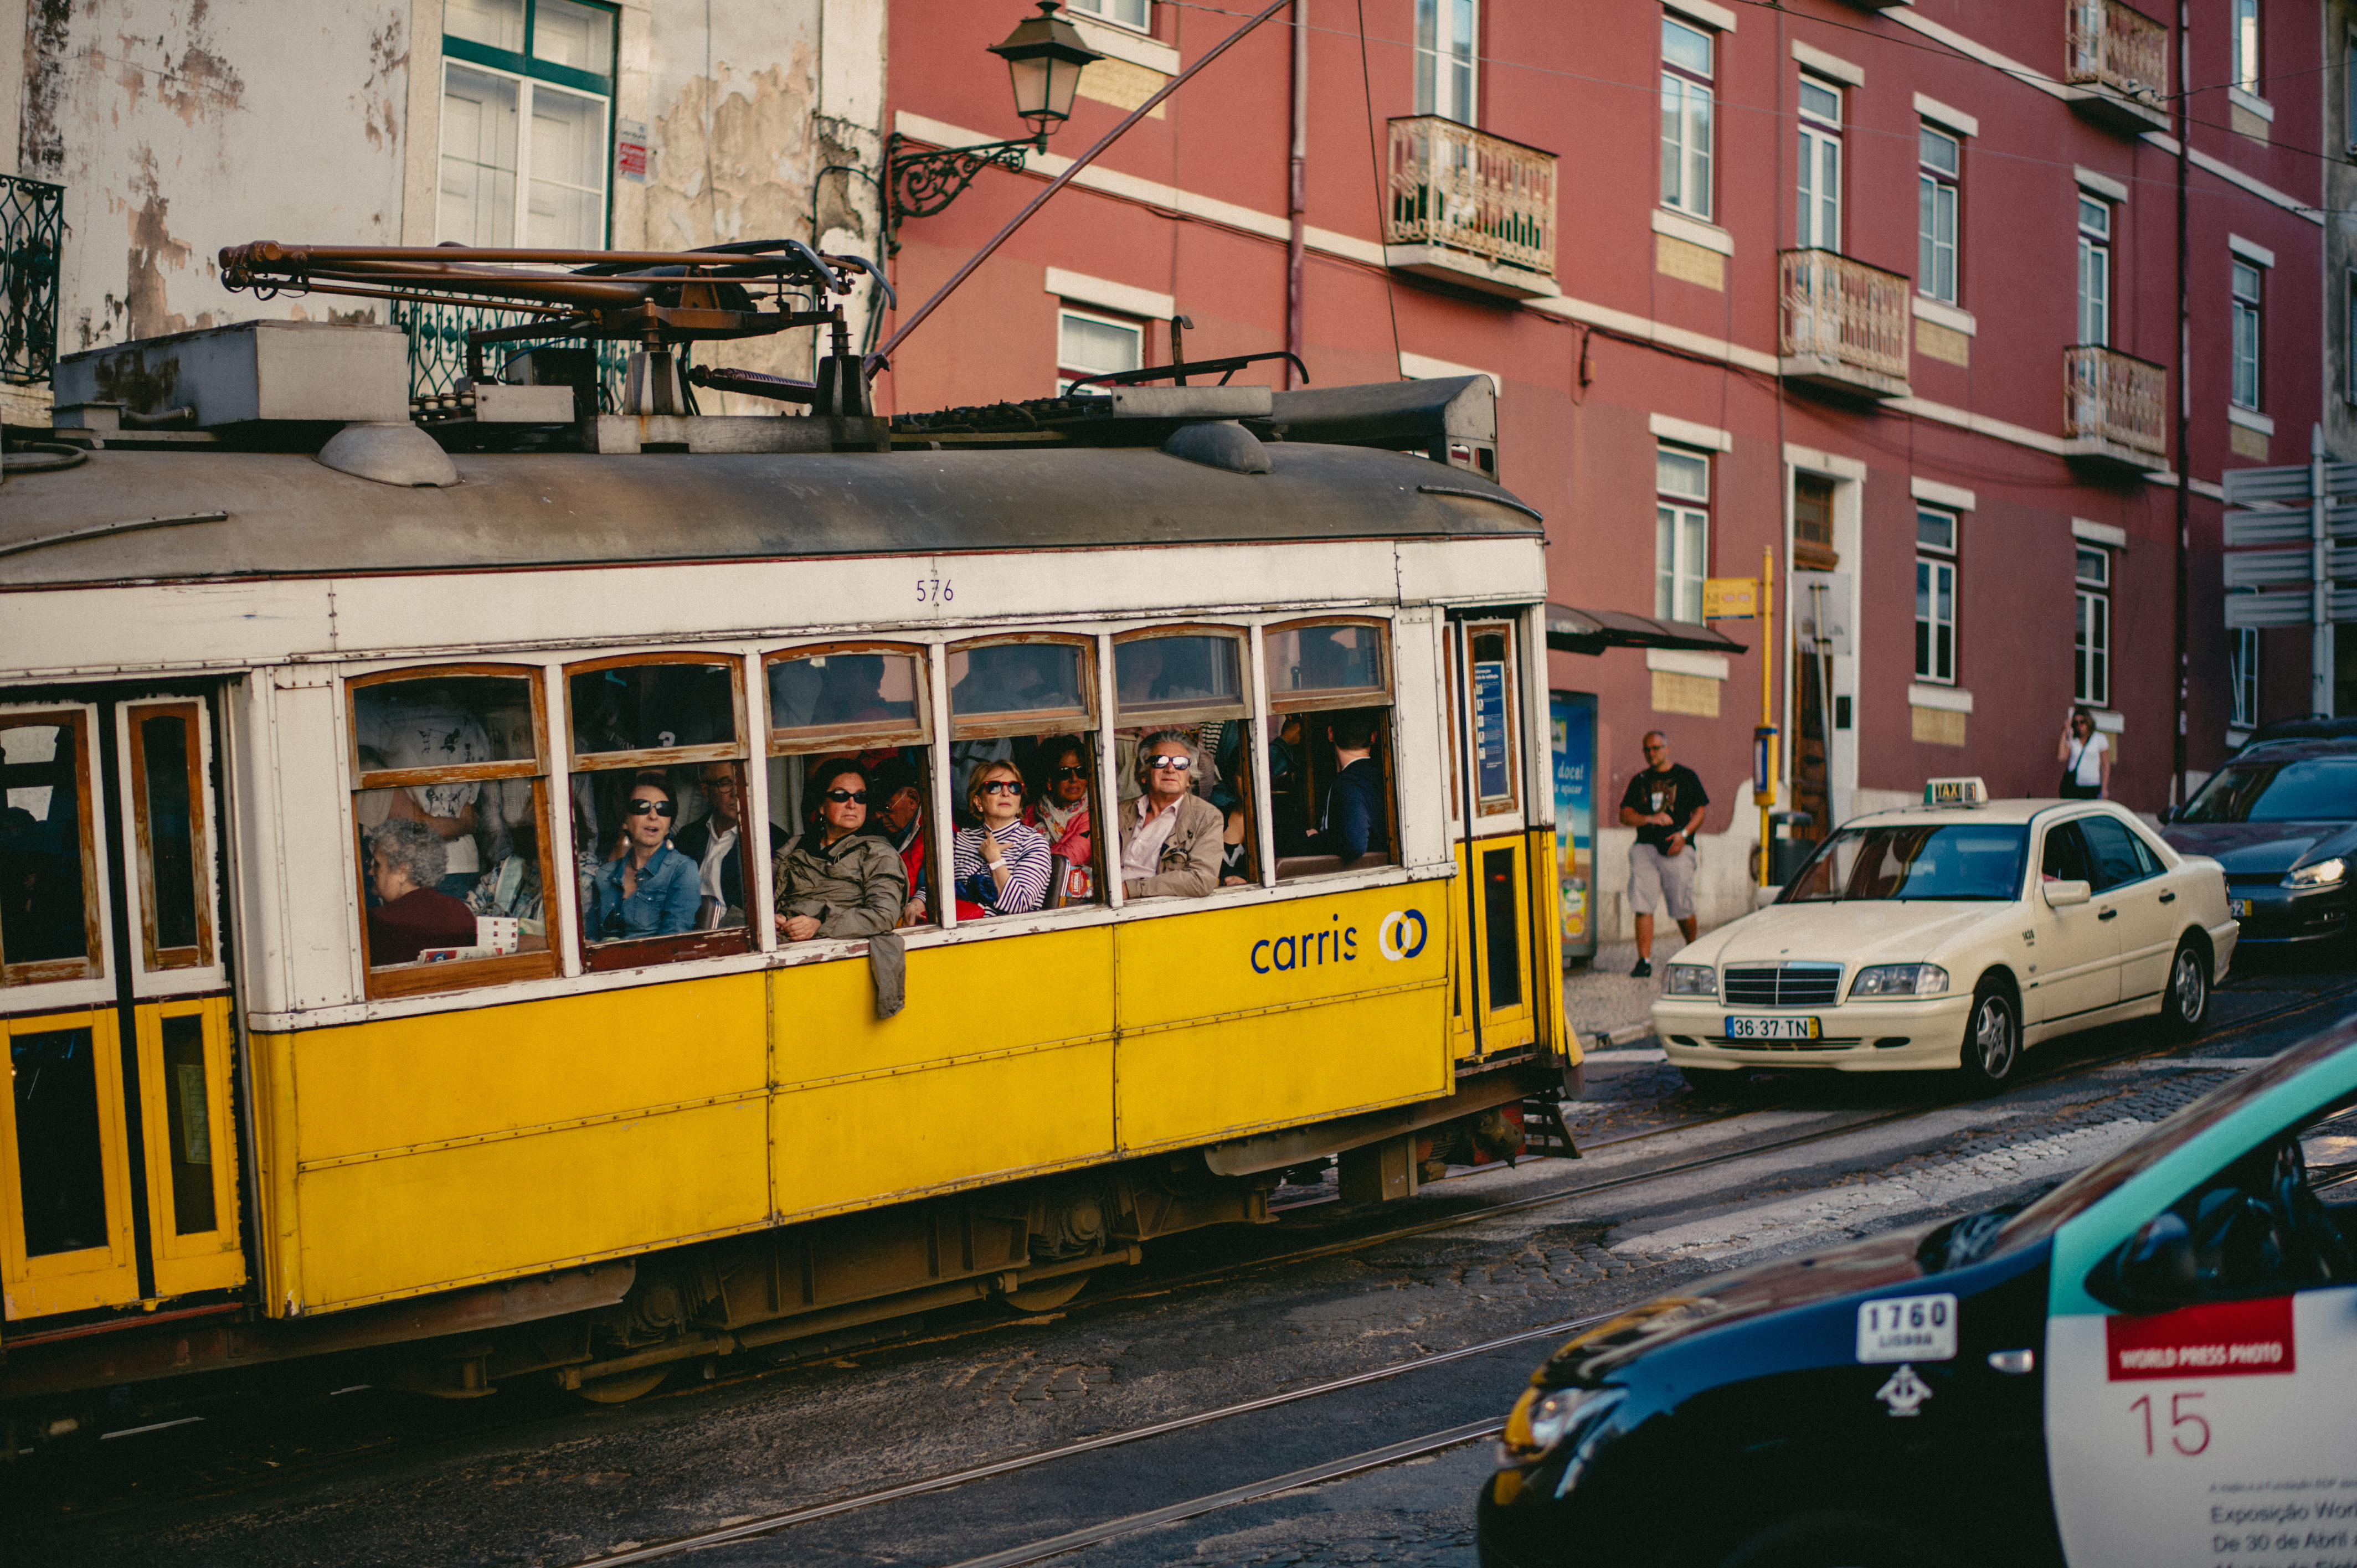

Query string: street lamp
884 2 1104 254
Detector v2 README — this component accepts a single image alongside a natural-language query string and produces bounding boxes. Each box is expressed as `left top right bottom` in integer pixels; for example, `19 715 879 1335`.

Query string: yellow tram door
1 693 244 1324
1447 616 1540 1060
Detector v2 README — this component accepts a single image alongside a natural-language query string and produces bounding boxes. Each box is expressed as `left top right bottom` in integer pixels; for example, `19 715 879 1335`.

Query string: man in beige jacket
1119 730 1226 899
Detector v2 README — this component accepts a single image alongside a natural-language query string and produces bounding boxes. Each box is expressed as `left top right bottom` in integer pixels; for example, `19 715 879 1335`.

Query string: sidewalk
1563 935 1702 1050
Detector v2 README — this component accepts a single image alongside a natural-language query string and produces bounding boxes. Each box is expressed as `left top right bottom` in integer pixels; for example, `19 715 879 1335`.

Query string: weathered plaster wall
19 0 413 352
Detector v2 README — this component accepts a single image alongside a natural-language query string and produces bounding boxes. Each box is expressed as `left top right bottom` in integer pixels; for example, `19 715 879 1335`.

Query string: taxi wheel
1956 980 2019 1092
2161 937 2210 1038
1715 1511 1946 1568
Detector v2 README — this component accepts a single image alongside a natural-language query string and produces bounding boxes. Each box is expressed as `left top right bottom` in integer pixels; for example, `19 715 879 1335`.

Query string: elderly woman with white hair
366 816 476 965
1117 729 1226 900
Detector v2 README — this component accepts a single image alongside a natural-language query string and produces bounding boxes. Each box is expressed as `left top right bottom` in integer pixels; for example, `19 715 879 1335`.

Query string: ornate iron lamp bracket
884 131 1043 254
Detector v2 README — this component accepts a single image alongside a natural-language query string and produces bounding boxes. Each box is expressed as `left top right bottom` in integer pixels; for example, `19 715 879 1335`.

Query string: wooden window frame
348 664 560 999
125 700 217 974
1112 625 1252 729
764 640 933 757
0 705 107 990
946 633 1099 741
1263 616 1394 716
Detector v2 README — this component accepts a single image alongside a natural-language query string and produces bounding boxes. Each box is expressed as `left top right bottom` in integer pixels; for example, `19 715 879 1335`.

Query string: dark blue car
1476 1025 2357 1568
2162 739 2357 948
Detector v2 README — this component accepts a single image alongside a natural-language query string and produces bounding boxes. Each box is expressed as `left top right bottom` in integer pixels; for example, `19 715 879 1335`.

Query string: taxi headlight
1663 963 1717 998
2284 857 2347 889
1850 963 1950 998
1499 1384 1627 1467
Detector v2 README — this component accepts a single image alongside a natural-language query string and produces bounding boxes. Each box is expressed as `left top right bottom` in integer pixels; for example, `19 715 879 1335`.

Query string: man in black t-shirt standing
1618 730 1710 978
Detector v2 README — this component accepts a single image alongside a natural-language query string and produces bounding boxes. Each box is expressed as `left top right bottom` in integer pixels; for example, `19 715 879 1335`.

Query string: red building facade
873 0 2325 937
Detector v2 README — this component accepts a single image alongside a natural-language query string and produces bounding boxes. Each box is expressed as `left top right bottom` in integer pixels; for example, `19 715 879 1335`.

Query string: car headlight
1850 963 1950 998
1663 962 1717 998
1499 1384 1627 1467
2284 858 2347 889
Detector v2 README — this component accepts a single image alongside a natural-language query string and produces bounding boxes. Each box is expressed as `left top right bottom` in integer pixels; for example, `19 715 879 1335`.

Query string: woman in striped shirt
952 760 1051 917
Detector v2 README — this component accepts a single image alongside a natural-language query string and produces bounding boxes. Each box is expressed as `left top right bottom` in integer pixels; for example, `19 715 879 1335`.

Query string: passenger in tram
466 818 546 932
952 761 1051 916
1118 732 1225 900
773 759 906 940
359 685 493 896
366 817 476 965
1295 710 1390 864
1025 736 1094 905
586 773 700 940
675 763 780 930
868 758 930 925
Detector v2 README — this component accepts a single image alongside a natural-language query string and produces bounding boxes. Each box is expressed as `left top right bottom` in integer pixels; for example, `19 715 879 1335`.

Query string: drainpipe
2174 0 2191 801
1286 1 1308 387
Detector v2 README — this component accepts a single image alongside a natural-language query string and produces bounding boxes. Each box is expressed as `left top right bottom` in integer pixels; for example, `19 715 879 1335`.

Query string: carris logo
1376 909 1428 962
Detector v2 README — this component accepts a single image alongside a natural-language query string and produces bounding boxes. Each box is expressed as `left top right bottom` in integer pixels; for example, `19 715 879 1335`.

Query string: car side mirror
2091 1212 2198 1313
2044 879 2092 908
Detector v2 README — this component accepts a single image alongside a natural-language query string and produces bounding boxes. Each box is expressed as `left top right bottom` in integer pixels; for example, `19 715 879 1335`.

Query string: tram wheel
573 1366 669 1404
1001 1272 1093 1313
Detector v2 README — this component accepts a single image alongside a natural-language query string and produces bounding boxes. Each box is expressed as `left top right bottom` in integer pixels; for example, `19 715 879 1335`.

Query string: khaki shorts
1628 842 1697 920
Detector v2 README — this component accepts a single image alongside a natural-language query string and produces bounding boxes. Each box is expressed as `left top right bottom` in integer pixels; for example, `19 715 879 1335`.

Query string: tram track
12 972 2354 1554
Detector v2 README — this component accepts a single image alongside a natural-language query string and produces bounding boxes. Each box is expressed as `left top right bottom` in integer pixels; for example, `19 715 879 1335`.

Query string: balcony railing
2064 345 2168 466
2 174 64 388
390 295 638 419
1386 116 1556 292
2066 0 2168 103
1778 249 1910 396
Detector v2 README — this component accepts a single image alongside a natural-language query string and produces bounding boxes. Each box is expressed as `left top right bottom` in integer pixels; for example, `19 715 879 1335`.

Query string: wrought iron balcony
392 296 636 421
1385 116 1557 300
2063 345 2168 476
2065 0 2170 134
3 174 64 393
1777 249 1910 400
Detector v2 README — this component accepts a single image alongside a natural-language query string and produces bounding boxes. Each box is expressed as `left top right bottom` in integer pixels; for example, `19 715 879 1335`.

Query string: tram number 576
2129 1391 2210 1456
918 578 955 604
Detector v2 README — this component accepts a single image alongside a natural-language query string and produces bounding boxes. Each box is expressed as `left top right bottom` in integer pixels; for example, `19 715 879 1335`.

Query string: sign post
2221 427 2353 719
1704 551 1777 886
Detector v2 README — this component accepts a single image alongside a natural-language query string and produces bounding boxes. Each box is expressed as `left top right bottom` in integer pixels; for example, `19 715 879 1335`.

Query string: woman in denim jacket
590 773 701 939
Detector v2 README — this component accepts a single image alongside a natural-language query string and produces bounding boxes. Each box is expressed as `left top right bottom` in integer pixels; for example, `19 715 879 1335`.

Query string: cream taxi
1653 781 2238 1091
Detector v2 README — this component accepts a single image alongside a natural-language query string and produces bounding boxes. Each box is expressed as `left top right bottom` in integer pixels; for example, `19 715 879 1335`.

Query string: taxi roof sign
1924 777 1989 808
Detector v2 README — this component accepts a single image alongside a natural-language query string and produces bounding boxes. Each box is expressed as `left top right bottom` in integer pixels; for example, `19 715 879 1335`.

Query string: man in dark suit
675 763 786 928
1305 709 1390 865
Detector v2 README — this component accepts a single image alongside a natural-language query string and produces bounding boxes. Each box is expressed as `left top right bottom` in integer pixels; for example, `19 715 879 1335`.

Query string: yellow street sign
1703 576 1758 620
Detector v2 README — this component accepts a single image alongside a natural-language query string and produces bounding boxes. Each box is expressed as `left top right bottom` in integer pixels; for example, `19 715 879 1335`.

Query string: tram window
766 646 936 930
767 747 939 929
1273 707 1399 881
1264 622 1388 711
350 672 558 995
945 639 1104 914
948 641 1091 737
158 1013 217 1235
129 705 211 969
1465 622 1521 817
1113 630 1254 895
11 1025 109 1255
564 657 754 971
1113 723 1255 894
1 711 102 983
766 649 928 750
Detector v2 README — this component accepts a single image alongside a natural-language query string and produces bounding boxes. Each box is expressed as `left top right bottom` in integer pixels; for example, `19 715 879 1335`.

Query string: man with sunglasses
1118 731 1225 900
588 773 702 940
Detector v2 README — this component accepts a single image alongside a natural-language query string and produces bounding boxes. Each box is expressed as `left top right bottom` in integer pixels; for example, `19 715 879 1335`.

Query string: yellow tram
0 326 1571 1417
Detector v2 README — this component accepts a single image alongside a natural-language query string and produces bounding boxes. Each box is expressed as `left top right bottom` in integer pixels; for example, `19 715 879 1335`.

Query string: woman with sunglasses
1025 736 1094 904
953 761 1051 917
588 773 702 940
773 758 908 942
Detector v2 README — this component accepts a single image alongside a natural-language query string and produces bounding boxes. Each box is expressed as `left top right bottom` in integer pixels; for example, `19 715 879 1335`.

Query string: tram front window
349 671 558 993
1265 621 1398 880
949 639 1102 915
568 657 754 967
1114 631 1255 894
1 713 100 979
768 647 937 930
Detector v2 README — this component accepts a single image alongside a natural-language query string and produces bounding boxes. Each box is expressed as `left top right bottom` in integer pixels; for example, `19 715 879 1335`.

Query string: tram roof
0 441 1542 590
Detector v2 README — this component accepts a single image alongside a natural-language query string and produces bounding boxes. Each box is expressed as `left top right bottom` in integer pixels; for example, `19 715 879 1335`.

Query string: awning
1546 603 1749 657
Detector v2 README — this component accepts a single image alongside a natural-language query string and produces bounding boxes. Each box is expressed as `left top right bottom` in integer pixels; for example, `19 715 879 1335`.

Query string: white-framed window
2232 0 2261 97
2231 624 2262 730
1655 445 1710 625
1067 0 1150 30
1416 0 1478 125
1915 507 1958 684
2077 196 2112 348
2232 258 2265 410
1796 76 1843 252
439 0 617 250
1660 16 1715 219
1057 307 1144 395
2075 546 2111 708
1918 124 1960 303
